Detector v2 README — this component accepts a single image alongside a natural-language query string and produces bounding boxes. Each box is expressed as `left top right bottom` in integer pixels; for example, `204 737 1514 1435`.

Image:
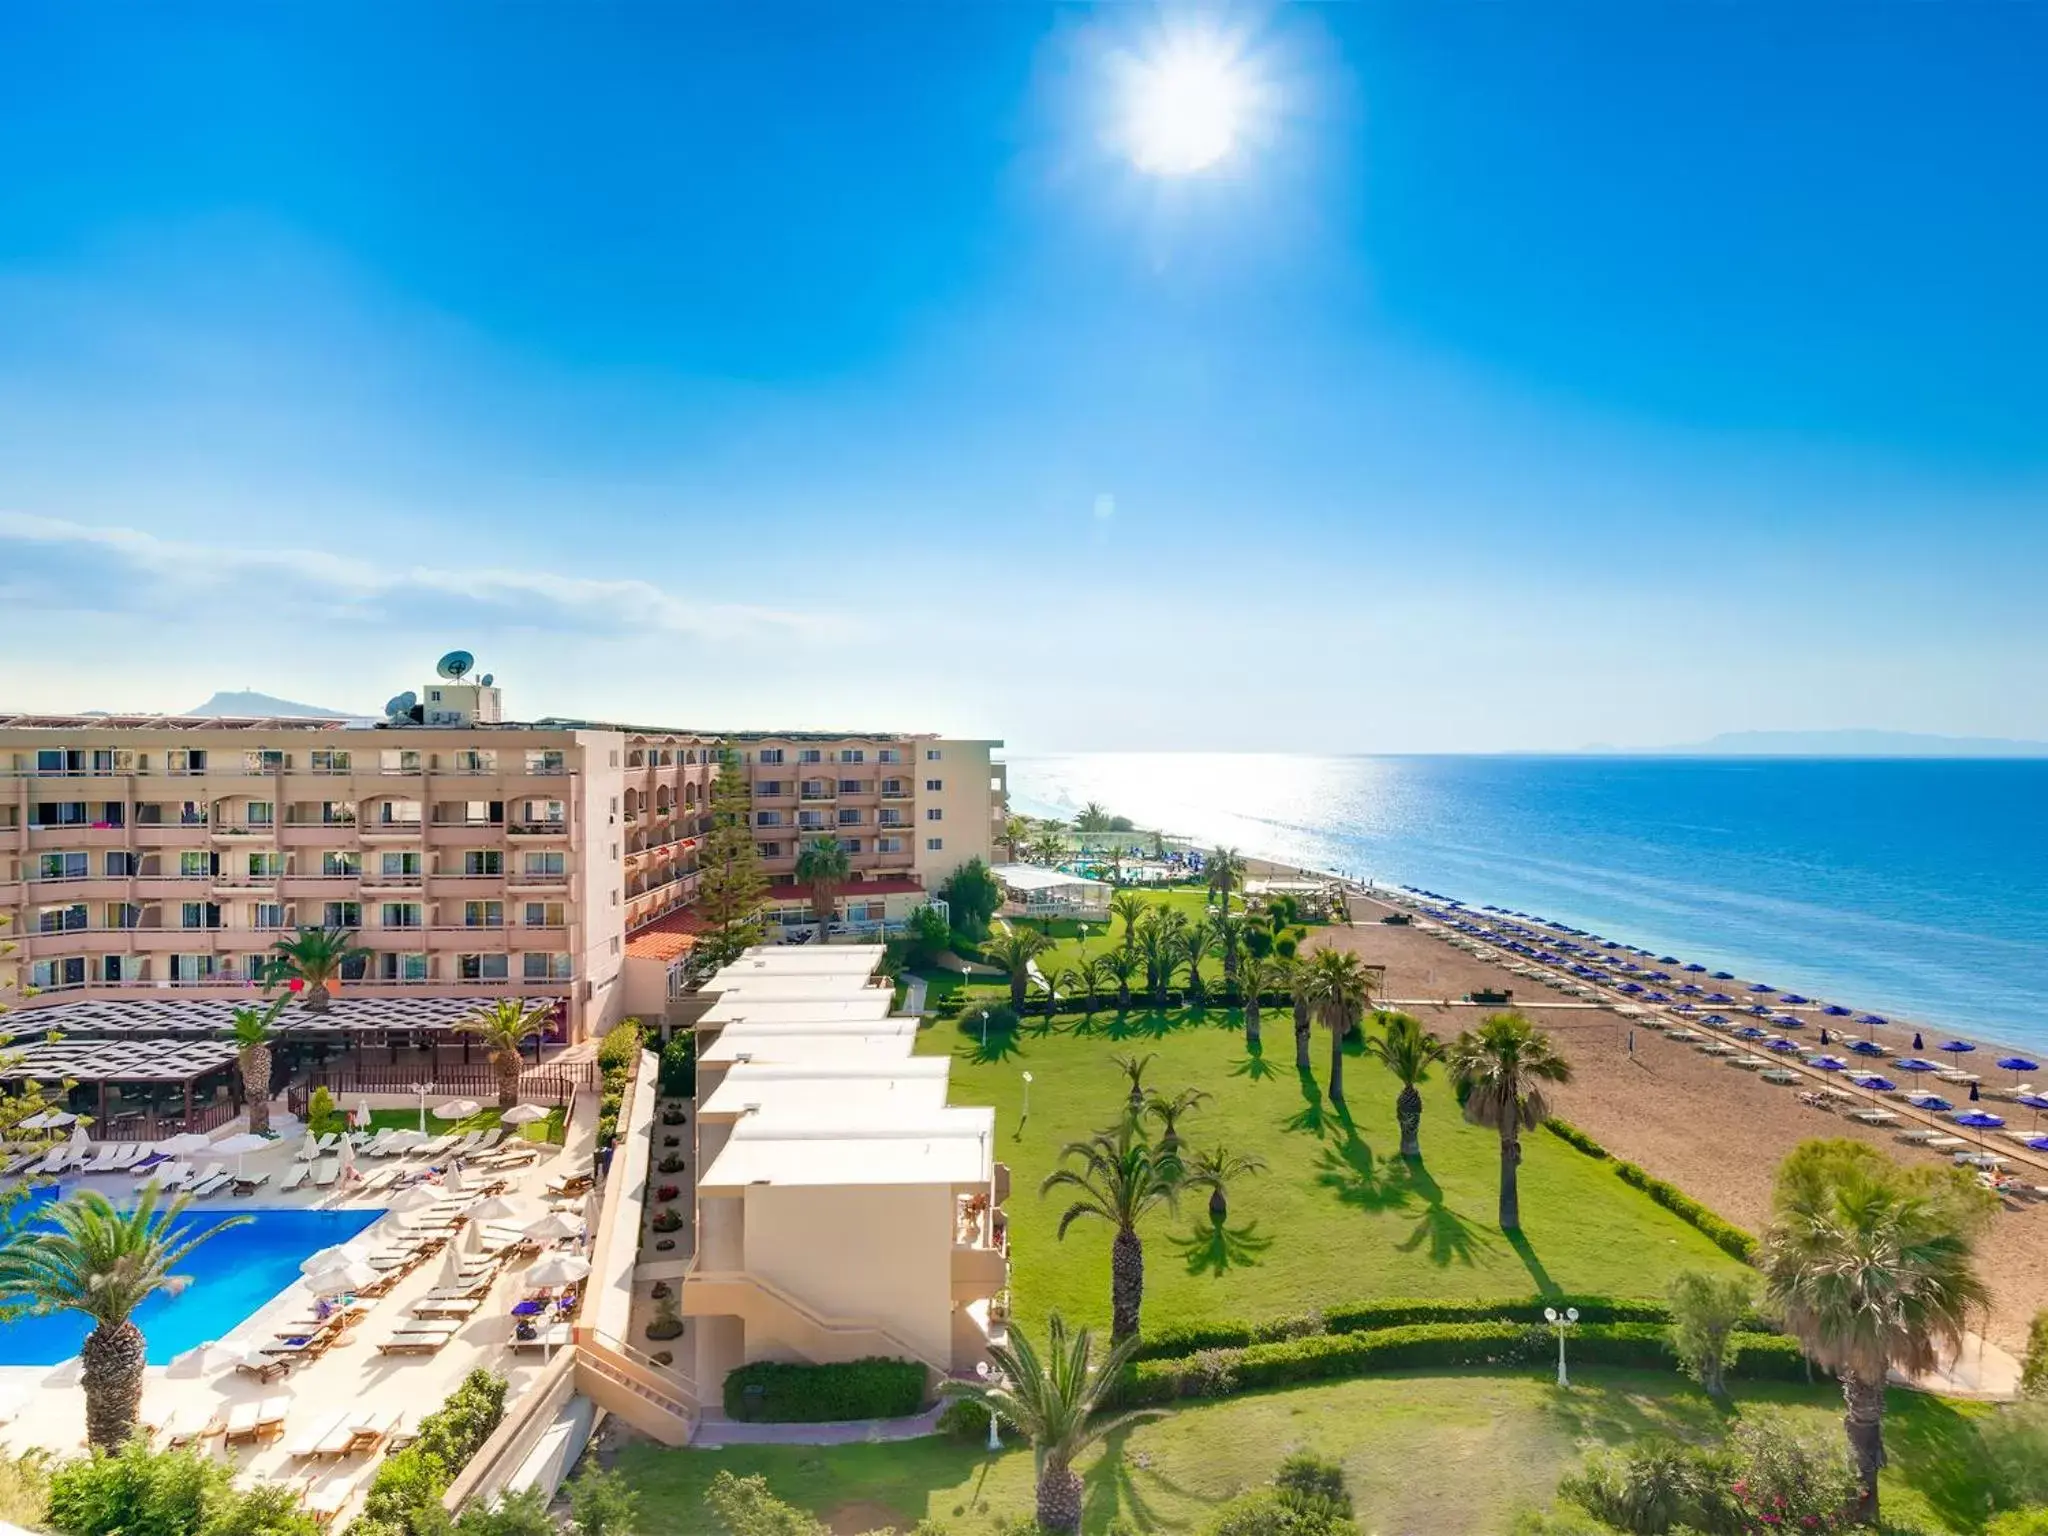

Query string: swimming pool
0 1190 383 1366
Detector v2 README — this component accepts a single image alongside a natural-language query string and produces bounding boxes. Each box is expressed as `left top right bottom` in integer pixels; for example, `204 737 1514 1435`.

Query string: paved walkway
691 1403 947 1447
1902 1332 2022 1400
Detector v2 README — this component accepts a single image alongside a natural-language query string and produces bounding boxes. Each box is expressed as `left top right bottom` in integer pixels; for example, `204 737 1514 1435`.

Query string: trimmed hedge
1120 1322 1805 1406
1544 1118 1760 1264
722 1356 929 1423
351 1368 507 1535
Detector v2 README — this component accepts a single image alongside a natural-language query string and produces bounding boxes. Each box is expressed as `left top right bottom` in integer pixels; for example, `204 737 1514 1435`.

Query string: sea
1005 754 2048 1052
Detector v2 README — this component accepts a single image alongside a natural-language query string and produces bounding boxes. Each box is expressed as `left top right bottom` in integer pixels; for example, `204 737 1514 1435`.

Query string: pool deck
0 1108 595 1526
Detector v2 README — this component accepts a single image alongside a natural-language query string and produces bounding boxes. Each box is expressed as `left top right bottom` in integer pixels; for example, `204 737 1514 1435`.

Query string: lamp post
410 1081 434 1137
1544 1305 1579 1388
979 1009 990 1050
975 1361 1001 1450
1021 1071 1033 1121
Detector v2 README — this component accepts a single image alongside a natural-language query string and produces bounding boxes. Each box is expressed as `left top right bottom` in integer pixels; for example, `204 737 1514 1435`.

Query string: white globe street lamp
975 1361 1001 1450
1544 1305 1580 1388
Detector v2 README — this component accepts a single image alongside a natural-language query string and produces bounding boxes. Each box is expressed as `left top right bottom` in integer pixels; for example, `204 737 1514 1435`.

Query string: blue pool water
0 1193 382 1366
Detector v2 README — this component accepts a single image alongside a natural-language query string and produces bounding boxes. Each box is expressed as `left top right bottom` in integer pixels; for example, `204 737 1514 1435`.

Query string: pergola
1 1037 242 1133
989 863 1112 921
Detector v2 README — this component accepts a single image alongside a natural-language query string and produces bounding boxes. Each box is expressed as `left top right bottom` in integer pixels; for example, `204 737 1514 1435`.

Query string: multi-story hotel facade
0 670 1003 1041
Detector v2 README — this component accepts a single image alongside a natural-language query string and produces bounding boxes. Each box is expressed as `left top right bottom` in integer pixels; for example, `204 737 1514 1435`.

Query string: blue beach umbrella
1999 1057 2040 1080
1858 1014 1888 1026
1767 1038 1801 1053
1854 1076 1897 1092
1907 1093 1955 1112
1753 984 1777 994
1685 963 1707 973
1809 1056 1849 1072
1701 1014 1730 1026
1953 1111 2005 1130
1848 1040 1888 1057
1736 1025 1769 1040
2015 1093 2048 1116
1712 971 1735 981
1823 1005 1852 1017
2023 1136 2048 1154
1781 994 1810 1005
1938 1040 1977 1056
1894 1058 1940 1077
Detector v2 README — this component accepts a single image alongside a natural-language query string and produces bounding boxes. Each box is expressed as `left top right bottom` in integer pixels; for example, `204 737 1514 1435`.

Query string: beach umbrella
165 1340 243 1379
210 1131 267 1177
446 1160 466 1195
1907 1094 1954 1113
296 1131 322 1162
353 1097 372 1129
300 1243 360 1276
158 1131 212 1157
468 1195 525 1224
2024 1137 2048 1154
1712 971 1735 981
1767 1039 1801 1053
1999 1058 2040 1081
524 1252 591 1288
501 1104 549 1126
1782 994 1810 1005
1736 1026 1769 1041
1684 963 1707 974
1752 984 1776 994
337 1136 358 1185
1953 1111 2005 1130
1858 1014 1887 1026
1809 1056 1849 1072
306 1259 377 1296
18 1109 75 1131
1893 1058 1939 1079
1938 1040 1977 1056
525 1211 583 1243
389 1184 440 1215
2014 1094 2048 1124
1849 1040 1887 1057
438 1242 464 1288
383 1129 428 1154
1853 1076 1896 1092
436 1099 481 1121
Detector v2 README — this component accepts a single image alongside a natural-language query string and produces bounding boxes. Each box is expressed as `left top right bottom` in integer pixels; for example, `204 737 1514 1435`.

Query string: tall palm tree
458 997 554 1107
793 834 851 942
1001 813 1031 861
1110 890 1149 952
1102 947 1139 1013
0 1188 246 1449
267 926 369 1013
1298 949 1375 1105
1047 964 1084 1016
1188 1144 1268 1222
1760 1149 1990 1524
1041 1120 1178 1341
1237 952 1272 1049
1110 1051 1155 1111
1209 911 1246 987
1448 1012 1573 1232
1030 826 1067 866
983 926 1053 1012
228 992 291 1135
1283 955 1314 1073
1206 847 1246 921
1078 956 1116 1022
1075 801 1112 837
1135 911 1172 1007
941 1315 1144 1533
1177 925 1214 1004
1370 1012 1447 1159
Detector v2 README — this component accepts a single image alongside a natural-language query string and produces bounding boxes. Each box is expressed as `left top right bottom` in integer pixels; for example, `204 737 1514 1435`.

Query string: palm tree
1110 1051 1155 1111
793 834 851 942
1209 911 1246 987
1177 924 1214 1004
1047 964 1084 1016
1283 955 1314 1073
1188 1144 1268 1222
1144 1086 1211 1172
1370 1012 1447 1159
1078 956 1115 1022
941 1315 1145 1533
1030 826 1067 866
458 997 554 1107
1237 952 1271 1049
1110 890 1149 952
1298 949 1375 1106
0 1188 246 1448
1102 947 1139 1013
1075 801 1112 837
267 926 368 1013
1135 911 1172 1007
1002 813 1031 860
1448 1012 1574 1232
228 992 291 1135
983 926 1053 1012
1206 847 1246 921
1760 1148 1990 1524
1041 1119 1178 1341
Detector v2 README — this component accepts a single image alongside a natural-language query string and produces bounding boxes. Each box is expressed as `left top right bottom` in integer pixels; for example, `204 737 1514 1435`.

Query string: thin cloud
0 512 829 639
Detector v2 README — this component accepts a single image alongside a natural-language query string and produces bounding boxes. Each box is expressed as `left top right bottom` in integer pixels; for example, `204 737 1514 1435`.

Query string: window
518 799 565 826
451 749 495 772
927 749 942 761
33 802 89 826
839 749 865 764
758 748 784 765
881 779 907 796
36 852 88 881
798 748 822 764
926 808 944 821
610 888 620 907
925 779 943 792
524 852 567 877
243 800 274 826
608 750 620 767
523 952 573 981
321 850 362 877
169 954 217 983
179 851 215 878
318 801 354 825
181 902 222 929
310 749 352 773
100 955 133 983
381 902 423 928
837 778 862 794
176 801 206 826
379 800 422 826
797 811 824 830
877 836 905 854
839 838 862 855
38 904 87 933
878 748 902 764
248 853 282 878
458 953 510 981
31 958 86 990
755 810 783 827
837 808 861 826
525 750 565 774
462 850 503 876
253 902 286 929
323 901 362 928
609 796 619 817
757 841 783 858
926 837 944 852
382 851 422 878
106 903 140 929
522 902 566 927
464 901 504 928
379 952 430 981
169 749 208 774
758 780 783 797
801 779 829 798
37 749 81 775
878 810 904 827
382 749 422 773
245 750 287 772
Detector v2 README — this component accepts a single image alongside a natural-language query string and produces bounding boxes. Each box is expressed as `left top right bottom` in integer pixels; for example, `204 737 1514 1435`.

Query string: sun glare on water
1121 37 1257 176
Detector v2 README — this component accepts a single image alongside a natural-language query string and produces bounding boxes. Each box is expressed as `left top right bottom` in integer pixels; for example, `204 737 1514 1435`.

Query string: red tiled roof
767 878 926 901
624 907 707 962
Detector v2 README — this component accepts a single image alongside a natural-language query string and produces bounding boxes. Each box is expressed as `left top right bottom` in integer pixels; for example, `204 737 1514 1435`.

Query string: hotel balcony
505 870 571 891
360 819 425 841
24 824 133 848
131 823 210 848
359 870 426 892
506 820 570 839
425 821 503 848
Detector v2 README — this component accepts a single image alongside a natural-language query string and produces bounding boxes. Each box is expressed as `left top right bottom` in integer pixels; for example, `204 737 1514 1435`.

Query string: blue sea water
0 1195 382 1366
1007 754 2048 1050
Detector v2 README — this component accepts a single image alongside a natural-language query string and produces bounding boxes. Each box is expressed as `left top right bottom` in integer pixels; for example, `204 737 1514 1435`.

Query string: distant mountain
186 689 363 720
1650 729 2048 758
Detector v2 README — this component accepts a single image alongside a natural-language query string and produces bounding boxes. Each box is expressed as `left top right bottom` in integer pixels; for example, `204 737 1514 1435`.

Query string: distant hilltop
1634 729 2048 759
186 689 366 720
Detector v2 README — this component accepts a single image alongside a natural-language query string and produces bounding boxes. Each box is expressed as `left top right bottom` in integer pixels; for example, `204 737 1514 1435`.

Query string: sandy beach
1302 889 2048 1354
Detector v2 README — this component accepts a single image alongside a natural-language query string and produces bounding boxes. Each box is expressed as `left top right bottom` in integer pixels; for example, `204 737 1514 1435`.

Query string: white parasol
435 1099 480 1121
18 1110 75 1131
388 1184 441 1216
523 1252 591 1289
524 1211 583 1243
306 1259 378 1296
210 1131 268 1177
500 1104 548 1126
158 1132 212 1157
467 1195 525 1224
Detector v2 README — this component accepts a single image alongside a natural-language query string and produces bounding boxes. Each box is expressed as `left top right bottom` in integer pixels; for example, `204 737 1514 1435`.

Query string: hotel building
0 668 1004 1041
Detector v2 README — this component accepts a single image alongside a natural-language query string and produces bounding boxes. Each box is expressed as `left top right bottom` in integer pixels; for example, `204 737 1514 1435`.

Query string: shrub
1562 1439 1736 1534
1206 1490 1354 1536
597 1019 645 1073
354 1369 506 1535
955 1002 1020 1038
723 1357 929 1423
657 1154 686 1174
0 1449 49 1532
658 1032 696 1097
456 1489 556 1536
655 1184 679 1201
45 1439 324 1536
905 904 951 968
1989 1513 2048 1536
1274 1453 1352 1518
704 1470 826 1536
568 1467 641 1536
307 1085 340 1138
1666 1269 1757 1397
2025 1311 2048 1397
935 1396 991 1443
1613 1161 1758 1263
650 1208 682 1233
1982 1402 2048 1509
1723 1412 1859 1532
1544 1119 1611 1159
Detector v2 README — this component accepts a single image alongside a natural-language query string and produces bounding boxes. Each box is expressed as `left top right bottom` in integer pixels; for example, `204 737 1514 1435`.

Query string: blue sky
1 4 2042 751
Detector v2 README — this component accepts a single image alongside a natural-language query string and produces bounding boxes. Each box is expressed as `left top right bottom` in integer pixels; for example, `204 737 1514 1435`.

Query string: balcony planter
650 1208 682 1233
654 1184 680 1202
657 1155 685 1174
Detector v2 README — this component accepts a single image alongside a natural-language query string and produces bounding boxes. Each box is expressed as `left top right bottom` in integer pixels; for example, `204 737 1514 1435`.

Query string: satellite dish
478 674 494 688
384 691 419 721
436 650 475 681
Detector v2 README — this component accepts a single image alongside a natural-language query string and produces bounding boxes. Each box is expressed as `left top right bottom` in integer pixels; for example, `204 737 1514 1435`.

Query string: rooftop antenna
436 650 475 681
383 690 418 724
478 673 494 687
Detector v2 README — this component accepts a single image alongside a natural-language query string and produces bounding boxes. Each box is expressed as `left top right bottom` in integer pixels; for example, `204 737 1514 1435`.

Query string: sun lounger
421 1281 495 1302
288 1409 356 1460
419 1134 459 1158
358 1129 392 1157
1 1149 39 1176
312 1157 340 1188
298 1477 353 1528
255 1396 291 1439
36 1143 81 1175
279 1162 310 1192
509 1324 573 1352
139 1160 194 1193
189 1169 233 1198
235 1355 291 1383
473 1128 504 1154
377 1325 459 1356
234 1171 271 1196
409 1297 480 1320
159 1403 224 1449
296 1133 337 1162
346 1407 401 1454
80 1145 124 1173
223 1400 263 1443
1847 1109 1899 1125
355 1167 398 1196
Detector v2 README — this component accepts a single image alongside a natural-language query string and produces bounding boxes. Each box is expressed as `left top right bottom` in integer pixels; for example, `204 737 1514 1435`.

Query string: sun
1121 38 1254 177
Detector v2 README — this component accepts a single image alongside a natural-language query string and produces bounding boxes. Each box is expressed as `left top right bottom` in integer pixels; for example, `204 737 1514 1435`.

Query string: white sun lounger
186 1161 226 1194
410 1297 480 1320
472 1128 504 1154
36 1143 82 1176
509 1324 573 1352
418 1134 459 1158
80 1145 125 1173
357 1129 392 1157
279 1163 310 1192
312 1157 340 1188
158 1402 224 1449
140 1160 194 1193
345 1406 401 1453
287 1409 355 1460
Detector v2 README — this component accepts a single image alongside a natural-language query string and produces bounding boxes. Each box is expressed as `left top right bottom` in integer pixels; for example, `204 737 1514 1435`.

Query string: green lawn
917 1006 1747 1336
350 1104 566 1144
616 1371 1994 1534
